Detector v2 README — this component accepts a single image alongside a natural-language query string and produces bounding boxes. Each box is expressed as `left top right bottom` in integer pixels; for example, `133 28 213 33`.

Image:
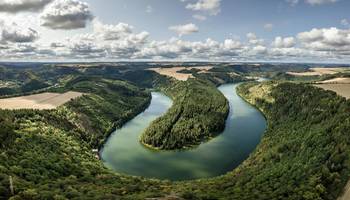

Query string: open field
149 66 213 81
0 91 83 110
287 67 349 76
314 84 350 99
317 77 350 84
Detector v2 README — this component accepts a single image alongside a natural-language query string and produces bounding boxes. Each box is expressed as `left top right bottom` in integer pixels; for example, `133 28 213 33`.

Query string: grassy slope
140 78 229 150
56 77 152 148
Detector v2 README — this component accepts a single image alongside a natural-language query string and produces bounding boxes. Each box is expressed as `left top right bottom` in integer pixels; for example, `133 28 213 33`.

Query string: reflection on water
101 83 267 181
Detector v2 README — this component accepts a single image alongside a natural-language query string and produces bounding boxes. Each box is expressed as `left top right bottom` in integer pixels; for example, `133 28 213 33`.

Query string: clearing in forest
0 91 83 110
314 84 350 99
287 67 348 76
149 66 213 81
317 77 350 84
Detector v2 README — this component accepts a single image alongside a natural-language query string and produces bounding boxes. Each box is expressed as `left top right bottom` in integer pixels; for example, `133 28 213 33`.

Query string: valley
0 62 350 199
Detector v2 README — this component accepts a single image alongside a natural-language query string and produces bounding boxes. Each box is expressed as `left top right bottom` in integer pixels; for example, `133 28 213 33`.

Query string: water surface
101 83 266 181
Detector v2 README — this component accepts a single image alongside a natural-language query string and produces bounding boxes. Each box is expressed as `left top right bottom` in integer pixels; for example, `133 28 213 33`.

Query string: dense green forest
140 78 229 150
51 76 152 148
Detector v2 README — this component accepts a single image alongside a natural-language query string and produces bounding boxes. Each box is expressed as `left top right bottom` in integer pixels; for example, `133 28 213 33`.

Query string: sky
0 0 350 63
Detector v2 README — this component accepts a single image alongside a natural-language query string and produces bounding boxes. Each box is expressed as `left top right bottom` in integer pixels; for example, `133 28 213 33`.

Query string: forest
140 78 229 150
51 76 152 148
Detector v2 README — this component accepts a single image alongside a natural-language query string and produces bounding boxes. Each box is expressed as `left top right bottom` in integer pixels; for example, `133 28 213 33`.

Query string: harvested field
314 84 350 99
287 67 348 76
149 66 213 81
0 91 83 110
317 77 350 84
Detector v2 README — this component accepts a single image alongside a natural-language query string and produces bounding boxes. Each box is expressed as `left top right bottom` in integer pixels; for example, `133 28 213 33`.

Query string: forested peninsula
140 78 229 150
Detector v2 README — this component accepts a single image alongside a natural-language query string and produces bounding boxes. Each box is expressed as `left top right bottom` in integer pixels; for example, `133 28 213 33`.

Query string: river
100 83 266 181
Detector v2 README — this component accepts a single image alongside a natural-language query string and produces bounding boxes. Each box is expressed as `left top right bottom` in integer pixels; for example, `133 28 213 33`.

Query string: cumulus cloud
298 27 350 54
0 20 39 43
52 19 150 59
40 0 93 30
186 0 221 16
135 37 243 60
252 45 267 54
272 36 296 48
247 33 264 45
169 23 199 36
0 0 53 13
93 20 133 40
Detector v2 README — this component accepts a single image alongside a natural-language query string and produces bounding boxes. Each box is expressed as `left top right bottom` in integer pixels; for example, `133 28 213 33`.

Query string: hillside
1 69 350 199
0 77 158 199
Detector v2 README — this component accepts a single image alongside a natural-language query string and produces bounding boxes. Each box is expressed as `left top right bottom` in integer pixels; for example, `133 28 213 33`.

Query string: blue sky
84 0 350 41
0 0 349 63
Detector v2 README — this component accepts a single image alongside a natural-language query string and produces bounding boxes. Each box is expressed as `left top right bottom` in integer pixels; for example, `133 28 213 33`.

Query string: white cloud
169 23 199 36
193 14 207 21
186 0 221 16
135 37 244 60
0 12 350 62
272 36 296 48
223 39 242 50
93 19 133 40
0 0 53 13
264 23 274 31
40 0 93 30
298 27 350 54
0 20 39 43
252 45 267 54
57 19 150 59
246 32 264 45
